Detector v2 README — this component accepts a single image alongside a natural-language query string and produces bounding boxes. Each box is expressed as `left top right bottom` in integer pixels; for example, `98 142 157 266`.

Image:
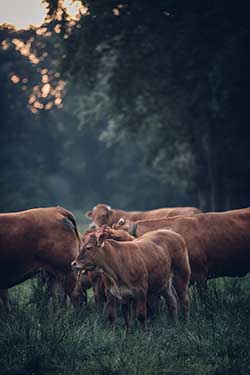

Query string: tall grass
0 277 250 375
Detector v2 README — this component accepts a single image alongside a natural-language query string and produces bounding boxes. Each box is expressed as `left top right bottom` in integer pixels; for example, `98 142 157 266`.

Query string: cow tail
57 206 82 244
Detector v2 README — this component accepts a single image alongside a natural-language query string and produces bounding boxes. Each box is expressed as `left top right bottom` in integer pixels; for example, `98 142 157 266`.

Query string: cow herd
1 203 250 329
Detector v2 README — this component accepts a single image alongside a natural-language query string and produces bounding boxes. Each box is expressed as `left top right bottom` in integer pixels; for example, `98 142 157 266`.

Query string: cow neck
130 222 146 237
135 219 168 236
97 242 120 285
102 240 135 288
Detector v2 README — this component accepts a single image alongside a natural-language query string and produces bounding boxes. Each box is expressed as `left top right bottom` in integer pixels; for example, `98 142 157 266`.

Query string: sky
0 0 81 29
0 0 47 29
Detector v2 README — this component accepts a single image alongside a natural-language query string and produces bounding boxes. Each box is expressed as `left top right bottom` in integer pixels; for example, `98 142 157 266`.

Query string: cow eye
118 218 125 225
86 244 92 250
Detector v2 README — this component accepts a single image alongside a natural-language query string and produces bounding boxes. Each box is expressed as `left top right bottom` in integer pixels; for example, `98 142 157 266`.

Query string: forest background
1 1 250 219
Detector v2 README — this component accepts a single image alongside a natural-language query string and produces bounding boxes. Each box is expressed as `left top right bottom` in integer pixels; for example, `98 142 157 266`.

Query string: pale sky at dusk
0 0 81 29
0 0 47 29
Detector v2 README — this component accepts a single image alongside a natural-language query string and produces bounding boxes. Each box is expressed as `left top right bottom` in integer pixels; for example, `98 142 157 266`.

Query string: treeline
46 0 250 211
1 0 250 213
0 24 171 213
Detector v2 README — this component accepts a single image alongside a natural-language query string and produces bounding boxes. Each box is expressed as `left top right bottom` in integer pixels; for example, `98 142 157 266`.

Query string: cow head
80 229 97 243
113 217 132 232
85 204 114 228
71 233 101 273
72 228 123 301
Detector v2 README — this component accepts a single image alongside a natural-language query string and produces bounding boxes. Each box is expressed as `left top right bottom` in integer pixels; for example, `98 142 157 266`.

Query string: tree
45 0 250 210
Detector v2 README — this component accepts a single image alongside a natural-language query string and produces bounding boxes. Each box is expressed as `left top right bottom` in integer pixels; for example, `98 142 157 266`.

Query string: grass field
0 277 250 375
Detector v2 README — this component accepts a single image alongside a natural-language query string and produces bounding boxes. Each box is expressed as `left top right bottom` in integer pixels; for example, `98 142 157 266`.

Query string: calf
114 208 250 288
72 227 190 325
85 203 201 228
77 228 135 311
104 226 191 318
72 232 149 327
0 206 82 308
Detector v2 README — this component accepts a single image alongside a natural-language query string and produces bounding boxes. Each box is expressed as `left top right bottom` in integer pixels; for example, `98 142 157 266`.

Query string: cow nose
89 223 97 230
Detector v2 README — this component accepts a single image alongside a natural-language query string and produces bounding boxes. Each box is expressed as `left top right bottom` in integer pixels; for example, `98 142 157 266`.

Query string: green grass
1 278 250 375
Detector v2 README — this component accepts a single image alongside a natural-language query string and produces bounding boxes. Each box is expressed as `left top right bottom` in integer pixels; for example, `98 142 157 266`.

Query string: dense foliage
0 23 175 215
45 0 250 211
2 1 250 213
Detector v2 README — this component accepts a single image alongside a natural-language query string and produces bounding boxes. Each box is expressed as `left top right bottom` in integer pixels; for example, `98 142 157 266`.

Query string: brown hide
133 229 190 319
0 206 81 306
116 208 250 283
74 234 149 326
77 227 135 310
73 228 190 322
85 203 201 228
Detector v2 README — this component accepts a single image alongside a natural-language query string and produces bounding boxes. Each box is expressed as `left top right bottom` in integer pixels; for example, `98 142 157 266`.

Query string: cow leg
162 282 178 322
93 287 102 311
96 292 106 312
121 302 131 329
46 274 60 300
105 297 117 325
135 290 147 328
147 293 160 317
128 299 136 324
78 288 88 307
61 271 81 307
72 277 89 308
94 284 106 312
0 289 10 312
174 275 190 320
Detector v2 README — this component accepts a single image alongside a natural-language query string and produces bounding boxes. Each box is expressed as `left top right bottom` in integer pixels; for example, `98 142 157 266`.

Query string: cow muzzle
89 222 97 230
71 260 83 272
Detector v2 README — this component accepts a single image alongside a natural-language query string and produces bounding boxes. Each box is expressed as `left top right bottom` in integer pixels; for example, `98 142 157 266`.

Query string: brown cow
72 231 149 327
77 228 136 311
72 228 190 325
0 206 82 309
114 208 250 288
100 226 191 319
85 203 201 229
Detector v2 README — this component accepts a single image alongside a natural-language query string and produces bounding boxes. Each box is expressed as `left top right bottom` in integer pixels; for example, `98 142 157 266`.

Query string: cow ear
105 205 113 216
97 233 106 247
85 210 93 219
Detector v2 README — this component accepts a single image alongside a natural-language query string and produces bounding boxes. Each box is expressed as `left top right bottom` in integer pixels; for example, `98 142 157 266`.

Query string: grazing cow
85 203 201 229
72 231 149 327
75 228 136 311
0 206 82 309
72 227 190 325
114 208 250 288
